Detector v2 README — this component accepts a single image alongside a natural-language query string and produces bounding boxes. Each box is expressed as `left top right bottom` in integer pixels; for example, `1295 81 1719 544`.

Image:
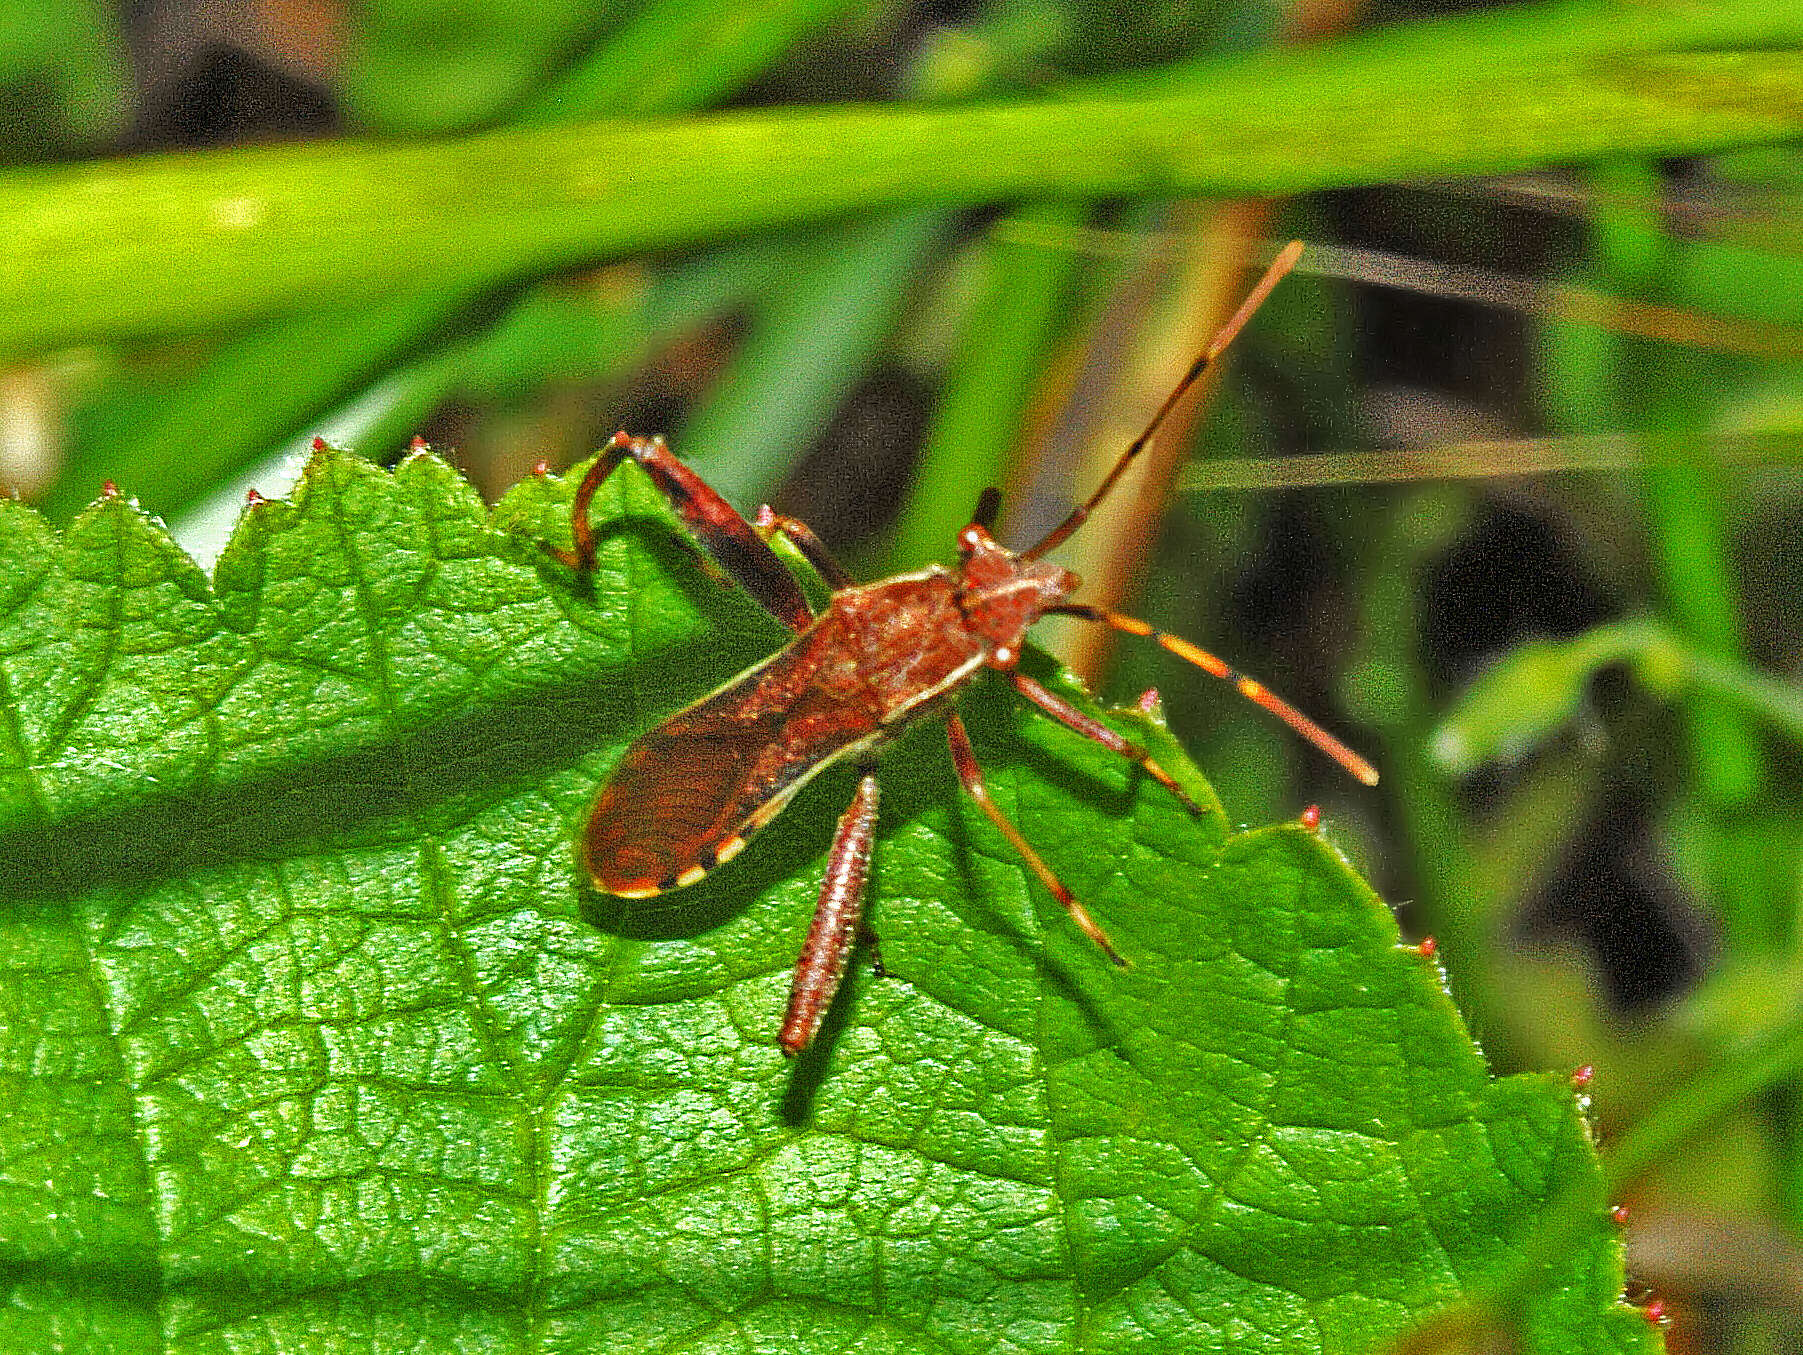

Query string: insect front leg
944 713 1127 967
551 431 814 633
1009 671 1206 817
780 767 881 1056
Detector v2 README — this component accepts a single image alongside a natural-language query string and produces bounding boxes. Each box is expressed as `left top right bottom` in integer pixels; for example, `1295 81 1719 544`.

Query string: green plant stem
1576 618 1803 749
6 5 1803 353
1605 1009 1803 1194
1432 617 1803 774
885 200 1086 570
1591 157 1769 841
1591 156 1796 1235
1642 435 1765 803
1347 493 1504 1024
1680 648 1803 745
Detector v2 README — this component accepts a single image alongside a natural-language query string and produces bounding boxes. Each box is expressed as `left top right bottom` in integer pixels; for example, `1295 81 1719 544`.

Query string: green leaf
0 448 1654 1352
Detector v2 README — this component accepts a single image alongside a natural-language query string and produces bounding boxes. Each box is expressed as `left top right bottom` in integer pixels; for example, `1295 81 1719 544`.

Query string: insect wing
585 620 886 896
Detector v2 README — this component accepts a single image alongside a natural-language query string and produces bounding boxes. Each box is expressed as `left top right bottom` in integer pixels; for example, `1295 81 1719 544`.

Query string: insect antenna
971 486 1003 531
1020 239 1305 563
1046 602 1380 787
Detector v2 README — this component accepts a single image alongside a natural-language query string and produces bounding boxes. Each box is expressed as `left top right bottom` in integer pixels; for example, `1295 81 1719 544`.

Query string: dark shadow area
170 1268 541 1342
1000 651 1155 821
130 45 337 150
0 515 786 913
1519 789 1711 1009
0 660 641 904
0 1254 163 1321
777 933 878 1125
772 366 935 554
1420 500 1616 691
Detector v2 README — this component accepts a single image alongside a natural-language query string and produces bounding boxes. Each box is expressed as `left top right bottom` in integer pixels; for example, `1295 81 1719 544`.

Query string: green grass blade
679 208 951 506
46 292 476 522
885 200 1087 570
517 0 865 120
5 1 1802 352
42 0 859 522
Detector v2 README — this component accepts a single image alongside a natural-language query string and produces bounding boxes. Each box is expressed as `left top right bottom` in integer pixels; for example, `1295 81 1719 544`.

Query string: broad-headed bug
550 240 1377 1055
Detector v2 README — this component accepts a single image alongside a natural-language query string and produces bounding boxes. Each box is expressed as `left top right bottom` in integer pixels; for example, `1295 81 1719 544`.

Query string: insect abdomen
584 617 888 896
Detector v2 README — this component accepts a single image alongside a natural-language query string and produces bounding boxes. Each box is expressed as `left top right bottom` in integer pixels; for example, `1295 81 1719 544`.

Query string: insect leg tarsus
1009 671 1205 817
944 714 1127 968
755 506 855 590
780 768 882 1055
557 432 815 633
545 433 635 571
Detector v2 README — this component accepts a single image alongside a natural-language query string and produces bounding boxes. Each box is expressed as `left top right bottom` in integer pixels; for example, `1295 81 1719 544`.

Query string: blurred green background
3 1 1801 1349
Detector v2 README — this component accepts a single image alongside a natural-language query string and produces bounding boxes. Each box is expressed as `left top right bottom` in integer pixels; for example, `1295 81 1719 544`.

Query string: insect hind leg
551 431 815 633
945 713 1127 967
780 767 881 1055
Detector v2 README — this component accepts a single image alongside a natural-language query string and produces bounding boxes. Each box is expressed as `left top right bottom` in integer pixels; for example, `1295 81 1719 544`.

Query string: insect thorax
828 569 990 721
956 532 1078 667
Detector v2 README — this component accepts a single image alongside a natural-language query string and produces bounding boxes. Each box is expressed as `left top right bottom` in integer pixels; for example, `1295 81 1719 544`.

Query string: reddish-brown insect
551 241 1376 1055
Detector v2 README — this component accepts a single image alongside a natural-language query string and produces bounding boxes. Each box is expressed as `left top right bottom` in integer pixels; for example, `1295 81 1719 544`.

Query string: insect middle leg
1008 671 1206 817
944 713 1127 968
780 766 881 1056
551 431 814 633
1047 601 1378 785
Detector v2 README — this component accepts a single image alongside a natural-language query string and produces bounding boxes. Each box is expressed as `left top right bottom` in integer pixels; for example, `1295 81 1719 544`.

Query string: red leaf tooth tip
100 480 119 499
244 487 264 505
755 504 778 529
1417 935 1437 958
1570 1063 1596 1090
1299 803 1322 830
1136 687 1162 714
531 459 551 477
609 430 632 447
1643 1298 1667 1325
311 435 327 452
409 435 429 452
1610 1203 1630 1226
